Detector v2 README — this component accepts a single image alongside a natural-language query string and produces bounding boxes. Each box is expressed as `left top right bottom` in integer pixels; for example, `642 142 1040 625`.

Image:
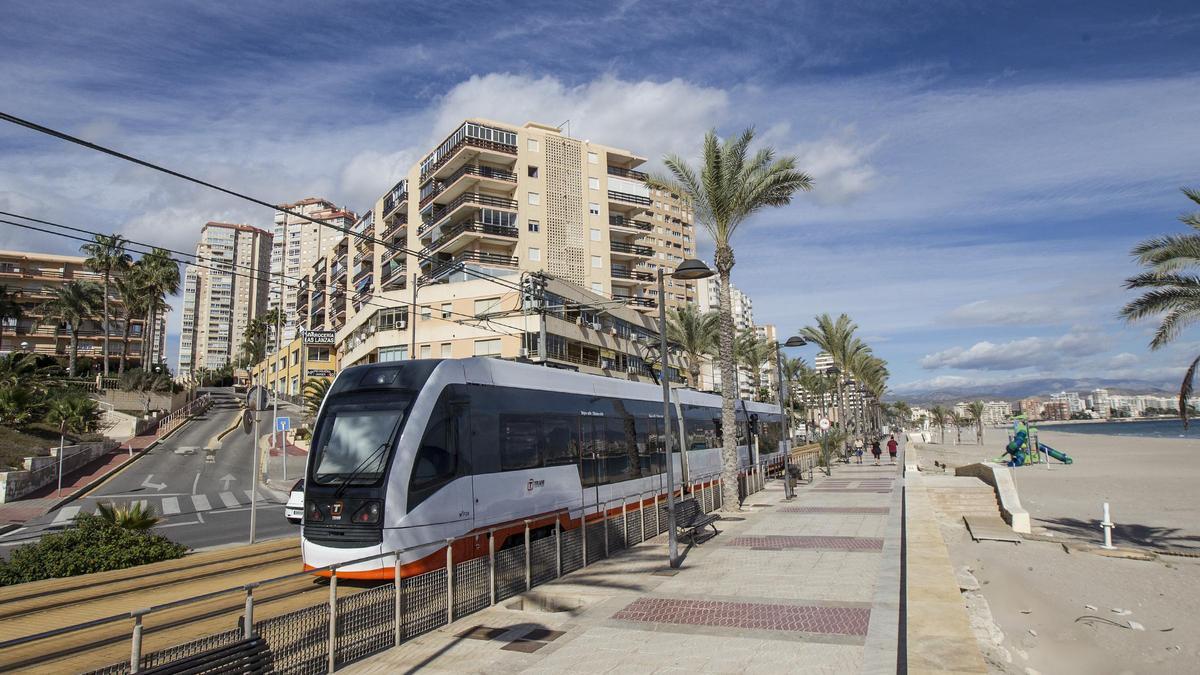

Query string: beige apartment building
268 197 356 345
293 118 699 383
0 249 162 368
178 222 272 377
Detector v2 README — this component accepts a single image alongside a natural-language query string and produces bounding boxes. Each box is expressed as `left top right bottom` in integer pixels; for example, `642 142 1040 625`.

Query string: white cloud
919 330 1111 371
790 128 879 205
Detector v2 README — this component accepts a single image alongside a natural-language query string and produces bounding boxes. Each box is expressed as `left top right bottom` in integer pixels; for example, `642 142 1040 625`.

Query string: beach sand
910 426 1200 674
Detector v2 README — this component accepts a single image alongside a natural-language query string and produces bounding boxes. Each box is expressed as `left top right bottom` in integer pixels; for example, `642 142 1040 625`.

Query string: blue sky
1 1 1198 393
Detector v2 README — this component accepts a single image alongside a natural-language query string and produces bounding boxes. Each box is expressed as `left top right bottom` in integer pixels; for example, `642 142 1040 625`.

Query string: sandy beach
910 426 1200 674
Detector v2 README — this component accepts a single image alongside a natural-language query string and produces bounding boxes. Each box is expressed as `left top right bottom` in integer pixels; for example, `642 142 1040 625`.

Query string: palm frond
1181 354 1200 430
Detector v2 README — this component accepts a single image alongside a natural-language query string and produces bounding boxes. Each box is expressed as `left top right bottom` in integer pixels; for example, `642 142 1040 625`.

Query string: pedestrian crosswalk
45 489 285 525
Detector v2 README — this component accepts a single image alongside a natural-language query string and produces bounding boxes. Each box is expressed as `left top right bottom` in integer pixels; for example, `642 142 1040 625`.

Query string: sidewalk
259 431 308 498
0 427 165 525
346 459 906 674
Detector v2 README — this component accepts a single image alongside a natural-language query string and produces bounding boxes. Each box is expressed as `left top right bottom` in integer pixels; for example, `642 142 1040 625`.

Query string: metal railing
608 215 653 231
608 190 652 206
57 472 731 674
606 165 649 181
610 241 654 256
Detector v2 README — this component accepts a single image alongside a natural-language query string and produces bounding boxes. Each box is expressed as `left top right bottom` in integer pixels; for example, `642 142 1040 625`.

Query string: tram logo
526 479 545 492
330 501 343 520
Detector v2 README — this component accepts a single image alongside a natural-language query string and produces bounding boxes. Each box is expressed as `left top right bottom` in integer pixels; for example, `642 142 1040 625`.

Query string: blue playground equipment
999 417 1073 467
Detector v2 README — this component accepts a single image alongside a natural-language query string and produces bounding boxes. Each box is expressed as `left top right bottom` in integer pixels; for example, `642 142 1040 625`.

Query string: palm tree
40 281 103 376
1120 187 1200 427
96 501 160 530
0 285 22 355
653 128 812 510
665 305 718 390
113 272 145 375
239 316 270 368
81 234 132 378
734 329 773 401
45 394 100 437
966 401 986 444
780 355 807 430
136 249 180 367
0 383 38 426
929 405 948 444
800 314 871 431
303 378 331 421
950 411 966 445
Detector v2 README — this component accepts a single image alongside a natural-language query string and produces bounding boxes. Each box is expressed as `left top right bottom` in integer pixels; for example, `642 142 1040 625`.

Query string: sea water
1043 419 1199 439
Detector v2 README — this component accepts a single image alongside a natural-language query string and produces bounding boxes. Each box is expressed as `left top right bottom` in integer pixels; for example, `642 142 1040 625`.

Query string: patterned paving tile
779 506 891 514
612 597 871 636
811 488 893 493
725 535 884 551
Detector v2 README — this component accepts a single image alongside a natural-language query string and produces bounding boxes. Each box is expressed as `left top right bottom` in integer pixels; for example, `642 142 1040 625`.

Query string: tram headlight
306 502 324 522
352 501 382 524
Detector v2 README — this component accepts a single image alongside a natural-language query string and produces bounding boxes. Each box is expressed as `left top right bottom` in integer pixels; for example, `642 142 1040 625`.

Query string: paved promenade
347 455 905 674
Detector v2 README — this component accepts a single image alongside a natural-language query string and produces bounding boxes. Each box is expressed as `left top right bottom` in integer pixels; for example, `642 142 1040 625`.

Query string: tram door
578 417 606 513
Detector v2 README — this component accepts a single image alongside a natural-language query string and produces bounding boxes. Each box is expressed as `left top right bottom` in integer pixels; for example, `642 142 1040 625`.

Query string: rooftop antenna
557 119 571 137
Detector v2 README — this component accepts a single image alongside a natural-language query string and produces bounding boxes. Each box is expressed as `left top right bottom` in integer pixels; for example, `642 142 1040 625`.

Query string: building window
528 166 539 178
590 228 601 241
528 247 541 261
441 303 452 319
440 343 452 358
591 282 603 293
307 346 330 361
474 338 502 356
474 297 502 315
291 349 300 366
591 255 602 269
589 202 600 216
528 138 539 152
588 177 600 190
420 344 431 359
420 306 431 321
527 219 540 232
528 192 540 205
378 345 407 362
587 151 598 164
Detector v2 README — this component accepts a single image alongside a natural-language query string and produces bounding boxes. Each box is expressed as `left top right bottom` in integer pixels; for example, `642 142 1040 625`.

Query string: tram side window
500 415 541 470
542 416 577 467
409 397 459 510
604 416 634 483
759 417 782 452
578 417 606 488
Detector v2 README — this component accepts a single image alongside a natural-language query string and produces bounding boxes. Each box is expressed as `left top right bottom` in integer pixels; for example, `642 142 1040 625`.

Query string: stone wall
0 440 118 503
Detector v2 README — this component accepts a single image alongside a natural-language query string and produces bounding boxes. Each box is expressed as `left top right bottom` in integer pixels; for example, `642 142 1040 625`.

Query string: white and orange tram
301 358 784 579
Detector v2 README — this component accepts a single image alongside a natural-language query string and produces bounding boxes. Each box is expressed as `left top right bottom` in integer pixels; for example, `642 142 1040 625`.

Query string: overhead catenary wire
0 216 525 339
0 210 525 338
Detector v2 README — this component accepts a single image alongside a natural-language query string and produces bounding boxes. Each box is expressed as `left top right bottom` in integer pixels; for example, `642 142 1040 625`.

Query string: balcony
419 192 519 237
608 190 652 206
611 267 654 282
607 165 649 182
419 164 518 208
419 250 518 284
383 180 408 218
608 215 653 232
380 215 408 243
421 221 519 256
613 294 657 309
381 262 407 289
609 241 654 259
420 122 518 180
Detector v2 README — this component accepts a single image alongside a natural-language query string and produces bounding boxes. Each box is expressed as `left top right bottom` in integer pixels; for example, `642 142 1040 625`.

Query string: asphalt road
0 388 300 552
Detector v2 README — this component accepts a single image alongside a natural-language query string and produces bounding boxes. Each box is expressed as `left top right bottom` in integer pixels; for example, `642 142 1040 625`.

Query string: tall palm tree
800 314 870 431
929 405 948 444
780 355 807 429
653 128 812 510
665 305 718 390
137 249 180 367
0 285 22 356
1120 187 1200 427
81 234 132 377
734 329 773 401
950 411 966 445
966 400 986 444
113 272 146 375
40 281 103 376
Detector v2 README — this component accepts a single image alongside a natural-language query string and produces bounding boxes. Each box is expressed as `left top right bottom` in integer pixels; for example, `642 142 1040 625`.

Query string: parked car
285 479 304 524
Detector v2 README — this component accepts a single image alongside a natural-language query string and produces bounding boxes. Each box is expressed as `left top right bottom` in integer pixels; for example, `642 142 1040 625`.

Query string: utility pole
409 273 419 359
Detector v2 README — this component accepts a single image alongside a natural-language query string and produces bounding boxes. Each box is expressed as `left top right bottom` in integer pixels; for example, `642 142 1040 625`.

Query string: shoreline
1035 416 1182 427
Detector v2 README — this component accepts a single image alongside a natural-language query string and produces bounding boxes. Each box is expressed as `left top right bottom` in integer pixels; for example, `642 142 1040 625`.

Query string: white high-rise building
268 198 356 346
1091 388 1110 415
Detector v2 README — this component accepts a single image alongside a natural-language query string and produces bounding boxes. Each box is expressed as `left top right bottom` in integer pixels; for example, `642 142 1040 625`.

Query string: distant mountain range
890 377 1176 406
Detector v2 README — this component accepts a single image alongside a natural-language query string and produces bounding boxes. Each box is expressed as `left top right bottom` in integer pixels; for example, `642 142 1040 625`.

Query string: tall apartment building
268 198 356 345
695 275 754 330
0 249 161 368
294 119 696 384
178 222 272 377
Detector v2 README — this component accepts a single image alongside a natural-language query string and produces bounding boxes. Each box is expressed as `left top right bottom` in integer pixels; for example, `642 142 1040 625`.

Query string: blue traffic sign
275 416 291 432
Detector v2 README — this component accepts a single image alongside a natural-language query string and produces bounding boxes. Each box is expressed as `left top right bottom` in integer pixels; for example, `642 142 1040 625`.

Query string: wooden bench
142 636 272 675
661 498 721 543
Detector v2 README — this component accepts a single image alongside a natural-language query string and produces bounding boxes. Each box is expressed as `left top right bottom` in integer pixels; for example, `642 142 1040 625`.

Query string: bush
0 514 188 586
293 427 312 441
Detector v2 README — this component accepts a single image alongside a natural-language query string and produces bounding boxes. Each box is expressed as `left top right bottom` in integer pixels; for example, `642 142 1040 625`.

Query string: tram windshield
311 403 408 485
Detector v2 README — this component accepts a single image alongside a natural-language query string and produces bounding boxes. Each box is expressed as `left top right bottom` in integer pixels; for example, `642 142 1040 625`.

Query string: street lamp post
775 335 808 499
657 258 714 569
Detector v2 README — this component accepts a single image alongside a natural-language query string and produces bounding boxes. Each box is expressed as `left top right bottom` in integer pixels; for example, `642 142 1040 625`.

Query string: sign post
246 385 268 545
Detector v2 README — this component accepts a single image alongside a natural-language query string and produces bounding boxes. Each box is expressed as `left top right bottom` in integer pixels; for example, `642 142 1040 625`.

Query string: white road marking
219 492 239 508
191 494 212 512
85 492 187 499
243 489 257 503
192 472 201 495
51 506 81 525
161 497 180 515
0 527 27 539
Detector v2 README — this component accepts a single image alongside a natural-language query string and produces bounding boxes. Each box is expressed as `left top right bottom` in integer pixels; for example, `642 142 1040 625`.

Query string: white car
285 479 304 524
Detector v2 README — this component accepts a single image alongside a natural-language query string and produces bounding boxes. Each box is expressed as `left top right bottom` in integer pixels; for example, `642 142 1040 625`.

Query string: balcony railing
419 164 518 207
613 294 657 308
611 267 654 282
422 221 519 255
383 180 408 216
419 192 519 236
607 165 649 181
420 250 518 284
610 241 654 256
380 217 408 242
381 263 407 288
420 124 518 179
608 190 652 206
608 215 653 231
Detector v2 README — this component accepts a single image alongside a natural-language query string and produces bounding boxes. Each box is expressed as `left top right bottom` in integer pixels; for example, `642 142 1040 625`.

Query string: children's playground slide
1038 443 1073 464
1000 419 1074 466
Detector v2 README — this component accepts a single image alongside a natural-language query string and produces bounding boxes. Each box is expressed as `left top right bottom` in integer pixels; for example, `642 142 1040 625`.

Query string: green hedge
0 515 188 586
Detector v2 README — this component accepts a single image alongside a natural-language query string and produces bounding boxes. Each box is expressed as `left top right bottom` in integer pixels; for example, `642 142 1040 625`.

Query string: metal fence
79 471 735 675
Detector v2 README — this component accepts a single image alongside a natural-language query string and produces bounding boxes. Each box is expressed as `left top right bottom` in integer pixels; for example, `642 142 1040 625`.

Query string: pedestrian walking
871 439 882 465
887 434 899 465
854 443 864 464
